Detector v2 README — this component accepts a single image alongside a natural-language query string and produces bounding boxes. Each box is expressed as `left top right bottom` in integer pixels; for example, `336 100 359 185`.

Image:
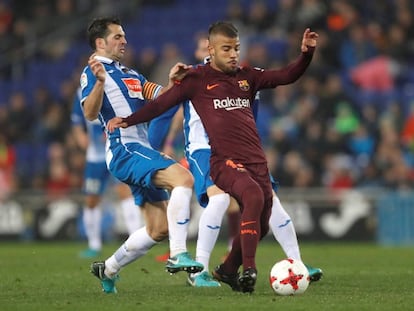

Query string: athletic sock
227 178 264 271
196 193 230 271
269 195 301 261
105 227 156 278
83 205 102 251
167 186 193 257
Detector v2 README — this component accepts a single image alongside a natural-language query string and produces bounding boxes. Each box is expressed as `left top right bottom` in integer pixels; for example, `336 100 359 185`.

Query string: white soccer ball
269 258 310 296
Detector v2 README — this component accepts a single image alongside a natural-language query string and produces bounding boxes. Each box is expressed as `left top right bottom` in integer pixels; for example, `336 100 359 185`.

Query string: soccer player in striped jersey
107 21 319 293
71 87 145 259
80 17 202 294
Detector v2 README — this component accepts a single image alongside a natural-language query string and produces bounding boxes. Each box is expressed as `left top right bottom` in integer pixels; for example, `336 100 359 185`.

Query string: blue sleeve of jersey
71 87 86 127
80 67 97 104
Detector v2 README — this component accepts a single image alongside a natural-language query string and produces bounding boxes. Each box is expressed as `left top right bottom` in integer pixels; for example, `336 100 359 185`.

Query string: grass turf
1 240 413 311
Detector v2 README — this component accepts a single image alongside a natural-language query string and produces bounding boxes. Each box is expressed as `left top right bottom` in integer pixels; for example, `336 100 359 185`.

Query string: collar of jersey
96 56 129 73
93 55 128 72
93 55 114 64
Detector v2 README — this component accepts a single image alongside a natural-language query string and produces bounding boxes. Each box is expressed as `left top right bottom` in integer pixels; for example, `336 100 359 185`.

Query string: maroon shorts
211 158 273 210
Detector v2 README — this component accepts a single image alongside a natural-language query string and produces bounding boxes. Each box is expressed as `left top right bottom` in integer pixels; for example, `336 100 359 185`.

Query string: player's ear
208 45 214 57
96 38 105 50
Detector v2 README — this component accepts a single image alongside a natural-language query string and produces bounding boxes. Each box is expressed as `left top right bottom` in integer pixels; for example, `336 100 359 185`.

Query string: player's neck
209 62 225 74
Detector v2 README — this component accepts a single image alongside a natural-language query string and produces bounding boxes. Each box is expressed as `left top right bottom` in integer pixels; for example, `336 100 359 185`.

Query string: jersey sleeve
71 87 86 128
80 66 97 104
129 71 162 100
251 48 314 92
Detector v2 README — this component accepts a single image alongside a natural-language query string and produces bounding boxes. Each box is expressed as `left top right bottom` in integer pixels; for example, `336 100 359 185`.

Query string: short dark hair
87 17 121 50
208 21 238 40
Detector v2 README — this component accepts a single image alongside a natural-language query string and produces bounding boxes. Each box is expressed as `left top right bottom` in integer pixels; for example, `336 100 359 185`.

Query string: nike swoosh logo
206 83 219 90
177 219 190 225
278 219 291 228
241 220 256 226
225 106 244 111
168 258 179 265
207 225 221 230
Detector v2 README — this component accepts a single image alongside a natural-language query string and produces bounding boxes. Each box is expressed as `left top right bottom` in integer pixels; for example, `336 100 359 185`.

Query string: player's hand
107 117 128 133
88 54 106 82
169 62 191 82
301 28 319 52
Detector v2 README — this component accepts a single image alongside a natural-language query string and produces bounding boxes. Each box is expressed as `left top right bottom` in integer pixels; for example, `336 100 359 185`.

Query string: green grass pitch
1 240 413 311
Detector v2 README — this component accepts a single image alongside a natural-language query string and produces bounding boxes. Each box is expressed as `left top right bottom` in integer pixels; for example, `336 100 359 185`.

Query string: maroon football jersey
124 50 314 168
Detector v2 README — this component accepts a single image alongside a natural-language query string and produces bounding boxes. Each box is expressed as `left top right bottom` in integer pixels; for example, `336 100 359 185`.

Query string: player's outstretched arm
108 68 196 132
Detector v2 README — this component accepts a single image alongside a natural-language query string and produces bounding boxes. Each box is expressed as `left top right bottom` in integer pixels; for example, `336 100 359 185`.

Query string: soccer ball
269 258 310 296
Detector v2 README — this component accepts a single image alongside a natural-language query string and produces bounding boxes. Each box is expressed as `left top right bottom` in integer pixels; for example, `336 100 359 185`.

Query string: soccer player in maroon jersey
107 21 318 293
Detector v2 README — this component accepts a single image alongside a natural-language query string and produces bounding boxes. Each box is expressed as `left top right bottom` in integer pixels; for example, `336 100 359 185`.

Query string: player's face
98 24 127 61
208 34 240 74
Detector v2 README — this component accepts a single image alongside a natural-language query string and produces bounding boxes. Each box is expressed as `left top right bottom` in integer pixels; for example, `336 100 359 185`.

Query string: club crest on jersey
238 80 250 91
122 78 144 99
80 73 88 89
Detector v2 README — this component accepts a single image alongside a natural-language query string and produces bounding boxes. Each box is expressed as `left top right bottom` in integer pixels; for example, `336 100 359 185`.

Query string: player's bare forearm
83 54 106 120
83 80 104 120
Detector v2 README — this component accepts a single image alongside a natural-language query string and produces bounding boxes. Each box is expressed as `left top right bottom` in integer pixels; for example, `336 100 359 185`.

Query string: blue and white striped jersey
183 100 210 154
80 56 162 148
71 87 106 162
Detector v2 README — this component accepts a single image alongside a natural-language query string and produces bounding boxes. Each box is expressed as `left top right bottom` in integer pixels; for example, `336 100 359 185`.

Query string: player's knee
233 178 264 207
146 221 169 242
148 227 168 242
174 170 193 188
181 170 194 188
241 186 264 211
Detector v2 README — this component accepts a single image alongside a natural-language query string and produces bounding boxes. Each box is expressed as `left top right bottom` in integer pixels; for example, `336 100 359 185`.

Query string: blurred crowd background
1 0 414 202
